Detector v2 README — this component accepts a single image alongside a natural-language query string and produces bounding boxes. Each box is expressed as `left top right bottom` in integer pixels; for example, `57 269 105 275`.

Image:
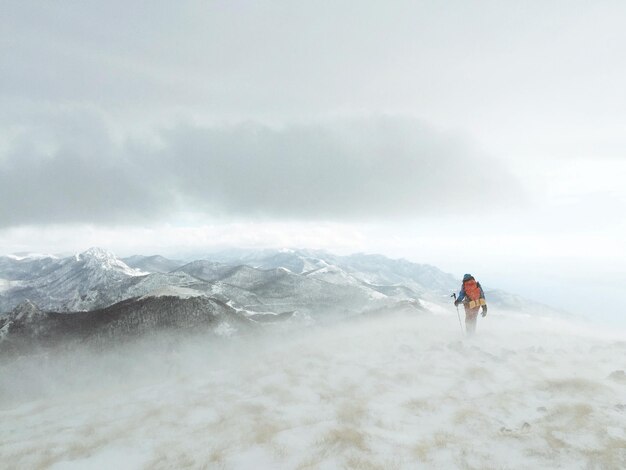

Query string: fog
2 309 625 469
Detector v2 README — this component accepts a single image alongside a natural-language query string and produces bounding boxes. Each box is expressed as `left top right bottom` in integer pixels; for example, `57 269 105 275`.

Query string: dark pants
464 305 480 335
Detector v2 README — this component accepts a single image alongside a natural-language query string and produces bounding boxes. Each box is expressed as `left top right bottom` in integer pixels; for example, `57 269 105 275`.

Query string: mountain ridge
1 247 567 319
0 294 251 355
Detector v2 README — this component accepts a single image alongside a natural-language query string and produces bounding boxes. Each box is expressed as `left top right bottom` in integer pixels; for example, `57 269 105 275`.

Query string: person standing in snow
454 274 487 335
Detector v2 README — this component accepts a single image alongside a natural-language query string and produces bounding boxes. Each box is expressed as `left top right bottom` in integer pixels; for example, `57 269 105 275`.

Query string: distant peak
77 247 145 276
80 247 117 259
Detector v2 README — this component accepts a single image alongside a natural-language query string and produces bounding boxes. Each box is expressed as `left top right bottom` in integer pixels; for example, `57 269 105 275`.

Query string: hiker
454 274 487 335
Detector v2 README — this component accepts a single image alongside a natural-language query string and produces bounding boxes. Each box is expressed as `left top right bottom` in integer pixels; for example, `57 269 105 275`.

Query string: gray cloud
4 1 625 128
0 115 523 227
1 112 170 226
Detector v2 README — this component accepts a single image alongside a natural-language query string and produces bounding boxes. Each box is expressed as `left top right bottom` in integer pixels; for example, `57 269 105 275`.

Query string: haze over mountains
0 247 565 354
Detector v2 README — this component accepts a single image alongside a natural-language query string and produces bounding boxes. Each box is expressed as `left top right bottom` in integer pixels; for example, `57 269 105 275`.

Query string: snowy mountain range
0 247 564 352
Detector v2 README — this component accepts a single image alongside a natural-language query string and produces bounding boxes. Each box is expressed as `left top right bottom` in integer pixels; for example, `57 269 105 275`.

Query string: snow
139 286 205 300
6 253 58 261
305 264 385 300
48 446 148 470
11 300 42 321
368 290 387 300
78 247 147 277
229 304 273 317
1 311 625 469
0 278 21 293
419 298 452 315
0 321 10 341
214 322 236 337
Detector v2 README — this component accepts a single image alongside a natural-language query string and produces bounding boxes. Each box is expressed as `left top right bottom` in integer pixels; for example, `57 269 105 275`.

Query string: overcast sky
1 1 625 324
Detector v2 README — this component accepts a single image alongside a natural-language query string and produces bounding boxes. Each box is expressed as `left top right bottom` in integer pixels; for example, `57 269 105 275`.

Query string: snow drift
1 310 624 469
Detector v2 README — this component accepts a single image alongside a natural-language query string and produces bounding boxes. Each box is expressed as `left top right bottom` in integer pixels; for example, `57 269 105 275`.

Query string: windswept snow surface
1 312 625 469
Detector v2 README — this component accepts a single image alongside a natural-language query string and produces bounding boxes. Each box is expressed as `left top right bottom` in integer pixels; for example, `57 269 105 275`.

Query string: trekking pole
451 293 464 333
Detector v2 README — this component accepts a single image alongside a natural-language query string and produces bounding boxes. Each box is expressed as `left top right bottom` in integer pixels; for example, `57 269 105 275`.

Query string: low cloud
0 115 523 227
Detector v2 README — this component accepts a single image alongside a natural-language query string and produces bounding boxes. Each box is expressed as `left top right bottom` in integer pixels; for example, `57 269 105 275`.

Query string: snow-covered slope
304 264 365 287
122 255 185 274
77 247 146 276
139 286 205 300
250 250 328 274
212 249 458 297
210 264 394 315
0 300 46 345
1 311 623 469
206 249 565 315
0 248 146 312
175 260 236 282
115 271 203 303
172 262 393 315
0 254 61 281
